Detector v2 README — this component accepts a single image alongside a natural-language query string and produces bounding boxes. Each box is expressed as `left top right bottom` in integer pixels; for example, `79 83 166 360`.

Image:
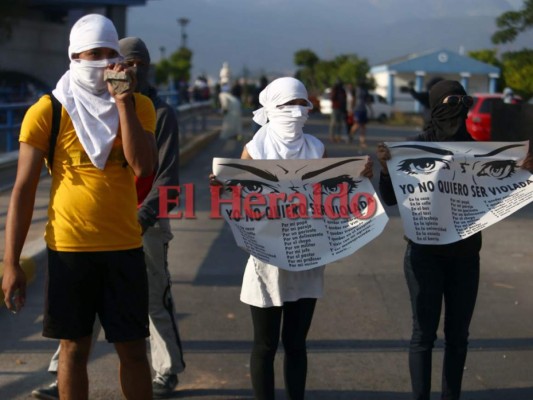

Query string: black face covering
426 80 470 141
118 37 151 95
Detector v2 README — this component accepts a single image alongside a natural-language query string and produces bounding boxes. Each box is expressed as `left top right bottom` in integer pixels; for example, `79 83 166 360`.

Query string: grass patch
387 112 424 127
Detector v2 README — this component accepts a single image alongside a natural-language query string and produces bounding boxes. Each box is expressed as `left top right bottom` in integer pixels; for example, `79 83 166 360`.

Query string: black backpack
47 93 62 172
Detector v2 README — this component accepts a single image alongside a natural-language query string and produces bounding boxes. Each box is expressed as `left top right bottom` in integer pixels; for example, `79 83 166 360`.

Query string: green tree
468 2 533 99
492 0 533 44
334 54 373 88
501 49 533 100
294 49 319 69
294 49 320 90
468 49 506 90
294 50 372 94
155 47 193 87
312 60 336 90
468 49 502 67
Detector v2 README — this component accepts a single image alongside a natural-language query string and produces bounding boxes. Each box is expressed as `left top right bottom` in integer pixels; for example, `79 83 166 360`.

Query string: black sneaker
31 380 58 400
152 373 178 398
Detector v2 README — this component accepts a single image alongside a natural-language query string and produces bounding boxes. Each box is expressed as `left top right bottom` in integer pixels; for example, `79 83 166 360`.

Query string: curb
0 128 220 308
0 151 19 171
179 128 220 166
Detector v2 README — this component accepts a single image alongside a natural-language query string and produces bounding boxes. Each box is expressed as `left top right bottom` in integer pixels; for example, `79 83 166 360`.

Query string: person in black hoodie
377 80 480 400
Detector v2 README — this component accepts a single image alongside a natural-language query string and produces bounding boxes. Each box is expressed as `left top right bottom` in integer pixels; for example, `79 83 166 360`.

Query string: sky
126 0 531 84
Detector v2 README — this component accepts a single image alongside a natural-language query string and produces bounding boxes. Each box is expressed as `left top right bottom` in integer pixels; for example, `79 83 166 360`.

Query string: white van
366 92 393 122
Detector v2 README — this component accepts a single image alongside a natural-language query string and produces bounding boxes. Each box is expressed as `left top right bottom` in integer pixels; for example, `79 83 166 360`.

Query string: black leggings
404 243 480 400
250 298 317 400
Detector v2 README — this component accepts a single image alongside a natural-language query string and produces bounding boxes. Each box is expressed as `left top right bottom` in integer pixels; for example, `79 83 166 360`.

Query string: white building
370 48 501 113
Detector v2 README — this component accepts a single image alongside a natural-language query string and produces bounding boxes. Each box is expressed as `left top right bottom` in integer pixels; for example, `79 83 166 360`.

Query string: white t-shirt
240 131 325 308
240 256 325 307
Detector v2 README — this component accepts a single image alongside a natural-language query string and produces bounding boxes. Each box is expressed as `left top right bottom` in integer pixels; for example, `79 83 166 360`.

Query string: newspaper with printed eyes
385 140 533 244
212 157 389 271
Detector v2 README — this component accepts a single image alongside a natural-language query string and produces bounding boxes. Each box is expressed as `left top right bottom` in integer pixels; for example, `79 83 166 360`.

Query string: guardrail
0 102 29 152
0 95 215 153
175 100 214 142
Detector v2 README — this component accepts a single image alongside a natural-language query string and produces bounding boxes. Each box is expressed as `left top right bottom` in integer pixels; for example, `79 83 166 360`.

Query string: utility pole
177 18 190 49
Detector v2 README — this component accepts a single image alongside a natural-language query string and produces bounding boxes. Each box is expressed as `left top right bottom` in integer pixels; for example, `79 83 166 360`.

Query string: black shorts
355 109 368 124
43 247 149 343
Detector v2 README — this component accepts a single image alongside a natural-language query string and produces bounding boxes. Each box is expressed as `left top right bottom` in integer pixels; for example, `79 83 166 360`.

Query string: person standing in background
328 79 347 143
503 87 519 104
349 82 370 148
120 37 186 398
345 83 355 138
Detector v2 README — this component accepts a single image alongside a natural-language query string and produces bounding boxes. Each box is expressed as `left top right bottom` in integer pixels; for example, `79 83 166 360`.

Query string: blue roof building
370 48 501 113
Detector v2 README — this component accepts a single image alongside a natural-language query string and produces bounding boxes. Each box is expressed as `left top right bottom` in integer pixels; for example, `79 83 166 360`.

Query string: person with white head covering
31 36 185 400
3 14 157 400
211 77 372 399
503 87 515 104
246 77 323 160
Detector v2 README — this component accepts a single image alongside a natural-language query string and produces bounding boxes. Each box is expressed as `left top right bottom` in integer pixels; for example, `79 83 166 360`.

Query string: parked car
466 93 522 141
319 88 393 121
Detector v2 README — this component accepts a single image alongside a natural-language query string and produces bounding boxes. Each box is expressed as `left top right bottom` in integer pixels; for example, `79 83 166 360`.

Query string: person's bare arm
2 143 45 312
361 157 374 179
376 142 398 206
108 63 156 177
521 146 533 172
376 142 391 175
241 146 253 160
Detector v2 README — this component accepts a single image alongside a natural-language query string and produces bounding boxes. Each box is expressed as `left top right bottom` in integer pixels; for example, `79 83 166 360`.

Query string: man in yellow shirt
2 14 157 400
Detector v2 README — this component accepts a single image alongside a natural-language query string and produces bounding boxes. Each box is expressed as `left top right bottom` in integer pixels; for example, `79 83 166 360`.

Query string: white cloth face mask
268 105 309 140
70 58 121 94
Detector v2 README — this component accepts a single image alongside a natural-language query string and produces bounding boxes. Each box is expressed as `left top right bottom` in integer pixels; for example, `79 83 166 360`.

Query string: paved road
1 114 532 399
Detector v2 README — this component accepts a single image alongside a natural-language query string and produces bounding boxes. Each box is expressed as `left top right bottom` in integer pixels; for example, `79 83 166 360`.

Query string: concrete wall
0 19 69 88
0 6 127 89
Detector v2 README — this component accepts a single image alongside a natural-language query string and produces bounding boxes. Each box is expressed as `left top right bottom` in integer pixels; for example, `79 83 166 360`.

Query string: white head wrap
52 14 122 169
247 77 323 160
68 14 121 60
252 77 313 126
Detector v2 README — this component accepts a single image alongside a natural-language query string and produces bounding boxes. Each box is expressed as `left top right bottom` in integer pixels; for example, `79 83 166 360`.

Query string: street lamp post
177 18 190 49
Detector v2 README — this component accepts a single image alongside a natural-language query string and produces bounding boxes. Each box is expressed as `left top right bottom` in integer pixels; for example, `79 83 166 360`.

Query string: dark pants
404 243 480 400
249 298 316 400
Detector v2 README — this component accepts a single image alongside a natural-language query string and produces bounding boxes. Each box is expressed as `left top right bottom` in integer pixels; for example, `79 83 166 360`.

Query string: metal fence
0 94 215 153
0 102 29 152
